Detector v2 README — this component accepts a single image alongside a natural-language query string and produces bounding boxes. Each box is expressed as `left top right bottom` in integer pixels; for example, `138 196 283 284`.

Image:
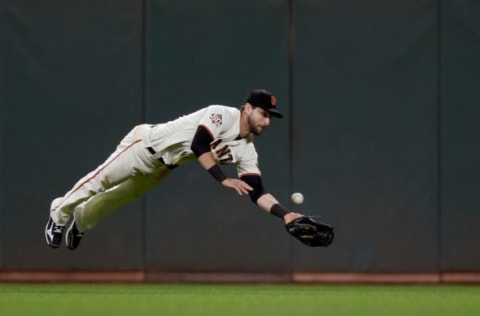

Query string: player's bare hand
221 178 253 195
284 212 302 224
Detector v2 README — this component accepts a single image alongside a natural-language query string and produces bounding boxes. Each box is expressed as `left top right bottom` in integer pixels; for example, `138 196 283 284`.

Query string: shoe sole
45 219 60 249
65 220 78 251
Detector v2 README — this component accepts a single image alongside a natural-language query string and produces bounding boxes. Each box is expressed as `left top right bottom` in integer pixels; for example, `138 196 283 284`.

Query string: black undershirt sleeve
191 125 214 157
240 174 265 204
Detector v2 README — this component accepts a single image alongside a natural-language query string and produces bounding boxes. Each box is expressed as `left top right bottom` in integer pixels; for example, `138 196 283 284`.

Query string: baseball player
45 89 334 251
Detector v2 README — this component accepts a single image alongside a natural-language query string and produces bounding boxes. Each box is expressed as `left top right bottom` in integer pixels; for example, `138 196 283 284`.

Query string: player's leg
45 124 154 248
50 124 153 224
65 166 172 250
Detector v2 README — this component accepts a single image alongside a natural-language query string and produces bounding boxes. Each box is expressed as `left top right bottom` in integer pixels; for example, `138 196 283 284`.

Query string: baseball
291 192 304 205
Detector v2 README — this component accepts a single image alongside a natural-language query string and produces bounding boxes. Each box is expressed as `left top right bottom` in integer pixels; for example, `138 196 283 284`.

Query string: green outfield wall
1 0 479 273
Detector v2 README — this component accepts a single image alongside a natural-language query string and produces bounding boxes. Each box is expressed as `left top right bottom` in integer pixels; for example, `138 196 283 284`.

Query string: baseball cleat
65 220 84 251
45 217 65 249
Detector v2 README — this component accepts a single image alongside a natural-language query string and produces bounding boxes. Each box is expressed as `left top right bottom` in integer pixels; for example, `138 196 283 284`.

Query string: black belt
146 147 178 170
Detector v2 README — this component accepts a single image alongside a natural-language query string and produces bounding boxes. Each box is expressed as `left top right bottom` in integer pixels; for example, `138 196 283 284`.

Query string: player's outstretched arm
256 193 302 224
240 175 334 247
256 191 335 247
240 174 302 223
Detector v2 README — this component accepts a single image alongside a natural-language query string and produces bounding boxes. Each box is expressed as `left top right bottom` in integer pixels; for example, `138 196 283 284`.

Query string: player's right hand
221 178 253 195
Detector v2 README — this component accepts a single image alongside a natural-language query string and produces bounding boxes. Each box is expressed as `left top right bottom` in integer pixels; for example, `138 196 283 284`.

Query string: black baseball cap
245 89 283 118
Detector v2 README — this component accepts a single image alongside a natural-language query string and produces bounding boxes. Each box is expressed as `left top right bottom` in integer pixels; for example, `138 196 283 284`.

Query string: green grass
1 284 480 316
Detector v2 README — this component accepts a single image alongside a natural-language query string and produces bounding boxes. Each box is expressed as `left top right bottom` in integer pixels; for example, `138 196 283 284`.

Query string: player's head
242 89 282 136
244 89 283 119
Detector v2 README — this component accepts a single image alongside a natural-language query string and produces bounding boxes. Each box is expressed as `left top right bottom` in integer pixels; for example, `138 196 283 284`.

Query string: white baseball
291 192 304 205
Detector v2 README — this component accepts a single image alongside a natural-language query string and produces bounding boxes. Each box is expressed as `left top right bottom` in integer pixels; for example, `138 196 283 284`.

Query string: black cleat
45 217 65 249
65 220 84 251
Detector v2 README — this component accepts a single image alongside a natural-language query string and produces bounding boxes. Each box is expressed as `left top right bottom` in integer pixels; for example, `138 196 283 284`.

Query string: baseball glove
285 216 334 247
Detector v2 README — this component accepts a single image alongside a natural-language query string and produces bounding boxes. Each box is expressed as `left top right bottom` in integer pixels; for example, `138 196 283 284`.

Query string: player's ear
244 103 254 115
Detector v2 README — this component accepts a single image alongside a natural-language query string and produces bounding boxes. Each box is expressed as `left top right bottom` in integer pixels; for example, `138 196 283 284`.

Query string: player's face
248 107 271 135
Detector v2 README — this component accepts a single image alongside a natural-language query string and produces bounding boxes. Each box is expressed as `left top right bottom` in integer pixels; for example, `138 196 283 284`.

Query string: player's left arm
242 174 334 247
240 174 301 224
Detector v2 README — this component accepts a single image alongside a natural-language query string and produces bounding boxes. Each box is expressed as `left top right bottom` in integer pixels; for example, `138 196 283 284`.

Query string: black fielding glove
285 216 334 247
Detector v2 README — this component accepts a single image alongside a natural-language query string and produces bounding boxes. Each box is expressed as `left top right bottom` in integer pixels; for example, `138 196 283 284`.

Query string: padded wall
143 0 290 272
0 0 144 269
440 0 480 271
292 0 439 272
1 0 480 273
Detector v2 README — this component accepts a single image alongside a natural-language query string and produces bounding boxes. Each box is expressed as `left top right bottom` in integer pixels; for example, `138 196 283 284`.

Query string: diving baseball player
45 89 334 250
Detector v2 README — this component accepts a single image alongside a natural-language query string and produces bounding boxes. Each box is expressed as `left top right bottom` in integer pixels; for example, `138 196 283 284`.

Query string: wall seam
436 0 443 274
141 0 148 271
287 0 295 276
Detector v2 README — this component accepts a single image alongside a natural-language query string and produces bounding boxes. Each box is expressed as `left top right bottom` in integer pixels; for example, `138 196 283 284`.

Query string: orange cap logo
271 95 277 106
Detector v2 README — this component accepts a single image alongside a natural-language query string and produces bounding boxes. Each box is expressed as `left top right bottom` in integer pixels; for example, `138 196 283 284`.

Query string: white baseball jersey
144 105 261 176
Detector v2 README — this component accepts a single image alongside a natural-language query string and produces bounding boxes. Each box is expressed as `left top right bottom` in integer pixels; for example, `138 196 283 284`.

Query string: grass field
1 283 479 316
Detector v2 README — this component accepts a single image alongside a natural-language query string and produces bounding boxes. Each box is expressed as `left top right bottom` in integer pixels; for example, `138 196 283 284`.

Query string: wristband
207 165 227 183
270 203 291 218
